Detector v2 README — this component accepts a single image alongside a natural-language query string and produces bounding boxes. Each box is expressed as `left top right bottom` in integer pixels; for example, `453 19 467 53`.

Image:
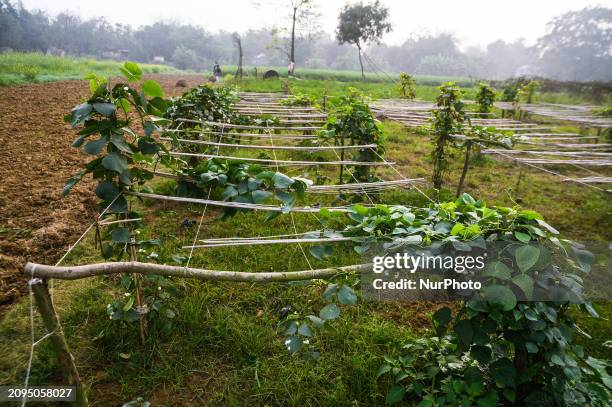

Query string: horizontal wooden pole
169 151 392 166
24 262 370 282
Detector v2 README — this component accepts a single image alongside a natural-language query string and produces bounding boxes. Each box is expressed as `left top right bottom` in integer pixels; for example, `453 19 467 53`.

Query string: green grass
220 64 473 86
0 52 182 86
0 74 610 405
2 53 609 105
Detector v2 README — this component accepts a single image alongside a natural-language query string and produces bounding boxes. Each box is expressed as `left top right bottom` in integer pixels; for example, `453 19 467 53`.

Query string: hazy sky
20 0 612 48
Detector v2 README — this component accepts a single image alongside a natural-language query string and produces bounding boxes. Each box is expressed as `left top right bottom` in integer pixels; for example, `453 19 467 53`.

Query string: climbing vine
318 89 385 183
429 82 468 190
398 72 417 99
64 62 179 333
280 92 315 106
475 83 496 114
173 158 311 219
372 194 610 405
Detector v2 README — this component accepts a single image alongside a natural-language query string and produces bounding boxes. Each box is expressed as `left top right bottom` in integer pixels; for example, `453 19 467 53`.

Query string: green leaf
92 102 116 116
272 172 294 188
455 319 474 345
138 138 160 155
322 283 338 300
535 219 559 235
572 247 595 273
490 357 516 387
386 385 406 404
484 285 517 311
433 307 452 327
462 193 476 205
376 364 392 378
72 134 87 147
319 303 340 320
117 97 131 113
519 210 543 220
95 181 119 201
63 172 83 196
450 223 465 236
111 227 130 243
483 261 512 280
515 245 540 272
512 274 534 299
284 336 302 354
338 285 357 305
141 79 164 98
122 296 134 311
309 245 332 260
525 342 538 353
297 323 313 337
70 103 92 127
307 315 325 329
471 345 492 363
252 190 273 203
83 138 107 155
584 302 599 318
102 152 128 174
120 61 142 82
110 135 133 153
514 231 531 243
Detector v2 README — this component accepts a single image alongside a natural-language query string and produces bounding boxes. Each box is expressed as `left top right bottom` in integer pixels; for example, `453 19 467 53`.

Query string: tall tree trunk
290 6 297 64
357 45 365 81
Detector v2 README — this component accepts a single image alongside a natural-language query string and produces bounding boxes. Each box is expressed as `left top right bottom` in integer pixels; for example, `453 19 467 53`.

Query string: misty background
0 0 610 81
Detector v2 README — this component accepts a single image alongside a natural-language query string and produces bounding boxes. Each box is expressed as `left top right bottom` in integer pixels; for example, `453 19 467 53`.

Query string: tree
266 0 321 70
289 0 318 64
336 0 391 80
536 6 612 81
233 33 243 79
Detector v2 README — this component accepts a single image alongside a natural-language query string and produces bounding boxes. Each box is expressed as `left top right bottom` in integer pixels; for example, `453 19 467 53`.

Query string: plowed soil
0 74 205 310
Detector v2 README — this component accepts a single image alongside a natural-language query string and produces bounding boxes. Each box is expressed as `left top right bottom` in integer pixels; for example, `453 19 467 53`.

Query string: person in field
288 60 295 76
213 62 222 82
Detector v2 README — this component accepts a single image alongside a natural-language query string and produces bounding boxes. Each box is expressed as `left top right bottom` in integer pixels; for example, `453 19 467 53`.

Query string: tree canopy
336 0 392 79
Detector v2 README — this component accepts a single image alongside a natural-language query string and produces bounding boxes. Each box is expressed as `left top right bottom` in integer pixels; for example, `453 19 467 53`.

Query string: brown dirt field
0 74 205 310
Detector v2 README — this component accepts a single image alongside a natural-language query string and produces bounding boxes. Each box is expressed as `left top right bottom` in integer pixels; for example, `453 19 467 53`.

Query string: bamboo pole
129 238 146 344
24 262 370 282
30 279 88 407
456 140 472 197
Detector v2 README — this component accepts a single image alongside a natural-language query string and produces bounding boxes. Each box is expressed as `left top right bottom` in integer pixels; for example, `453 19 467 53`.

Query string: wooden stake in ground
129 238 147 344
30 278 88 407
456 140 472 197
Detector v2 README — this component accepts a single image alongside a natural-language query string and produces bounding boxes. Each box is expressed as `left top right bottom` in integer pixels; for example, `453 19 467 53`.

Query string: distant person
213 62 222 82
288 60 295 76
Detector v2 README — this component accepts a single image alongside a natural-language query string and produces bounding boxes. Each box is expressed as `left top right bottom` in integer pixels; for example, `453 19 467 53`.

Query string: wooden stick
24 262 370 282
168 151 392 166
129 238 146 344
126 191 355 213
456 140 471 197
161 137 377 151
177 119 321 131
30 279 88 407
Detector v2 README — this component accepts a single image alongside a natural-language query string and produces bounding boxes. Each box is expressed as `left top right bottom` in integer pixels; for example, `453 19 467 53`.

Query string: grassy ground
2 52 609 105
0 74 610 405
0 52 181 86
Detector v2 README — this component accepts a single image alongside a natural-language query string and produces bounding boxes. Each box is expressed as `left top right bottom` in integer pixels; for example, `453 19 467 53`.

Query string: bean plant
398 72 417 99
318 89 385 183
475 83 496 115
280 92 315 106
64 62 180 333
355 194 611 406
429 82 468 190
429 83 513 192
522 80 540 104
174 158 312 220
